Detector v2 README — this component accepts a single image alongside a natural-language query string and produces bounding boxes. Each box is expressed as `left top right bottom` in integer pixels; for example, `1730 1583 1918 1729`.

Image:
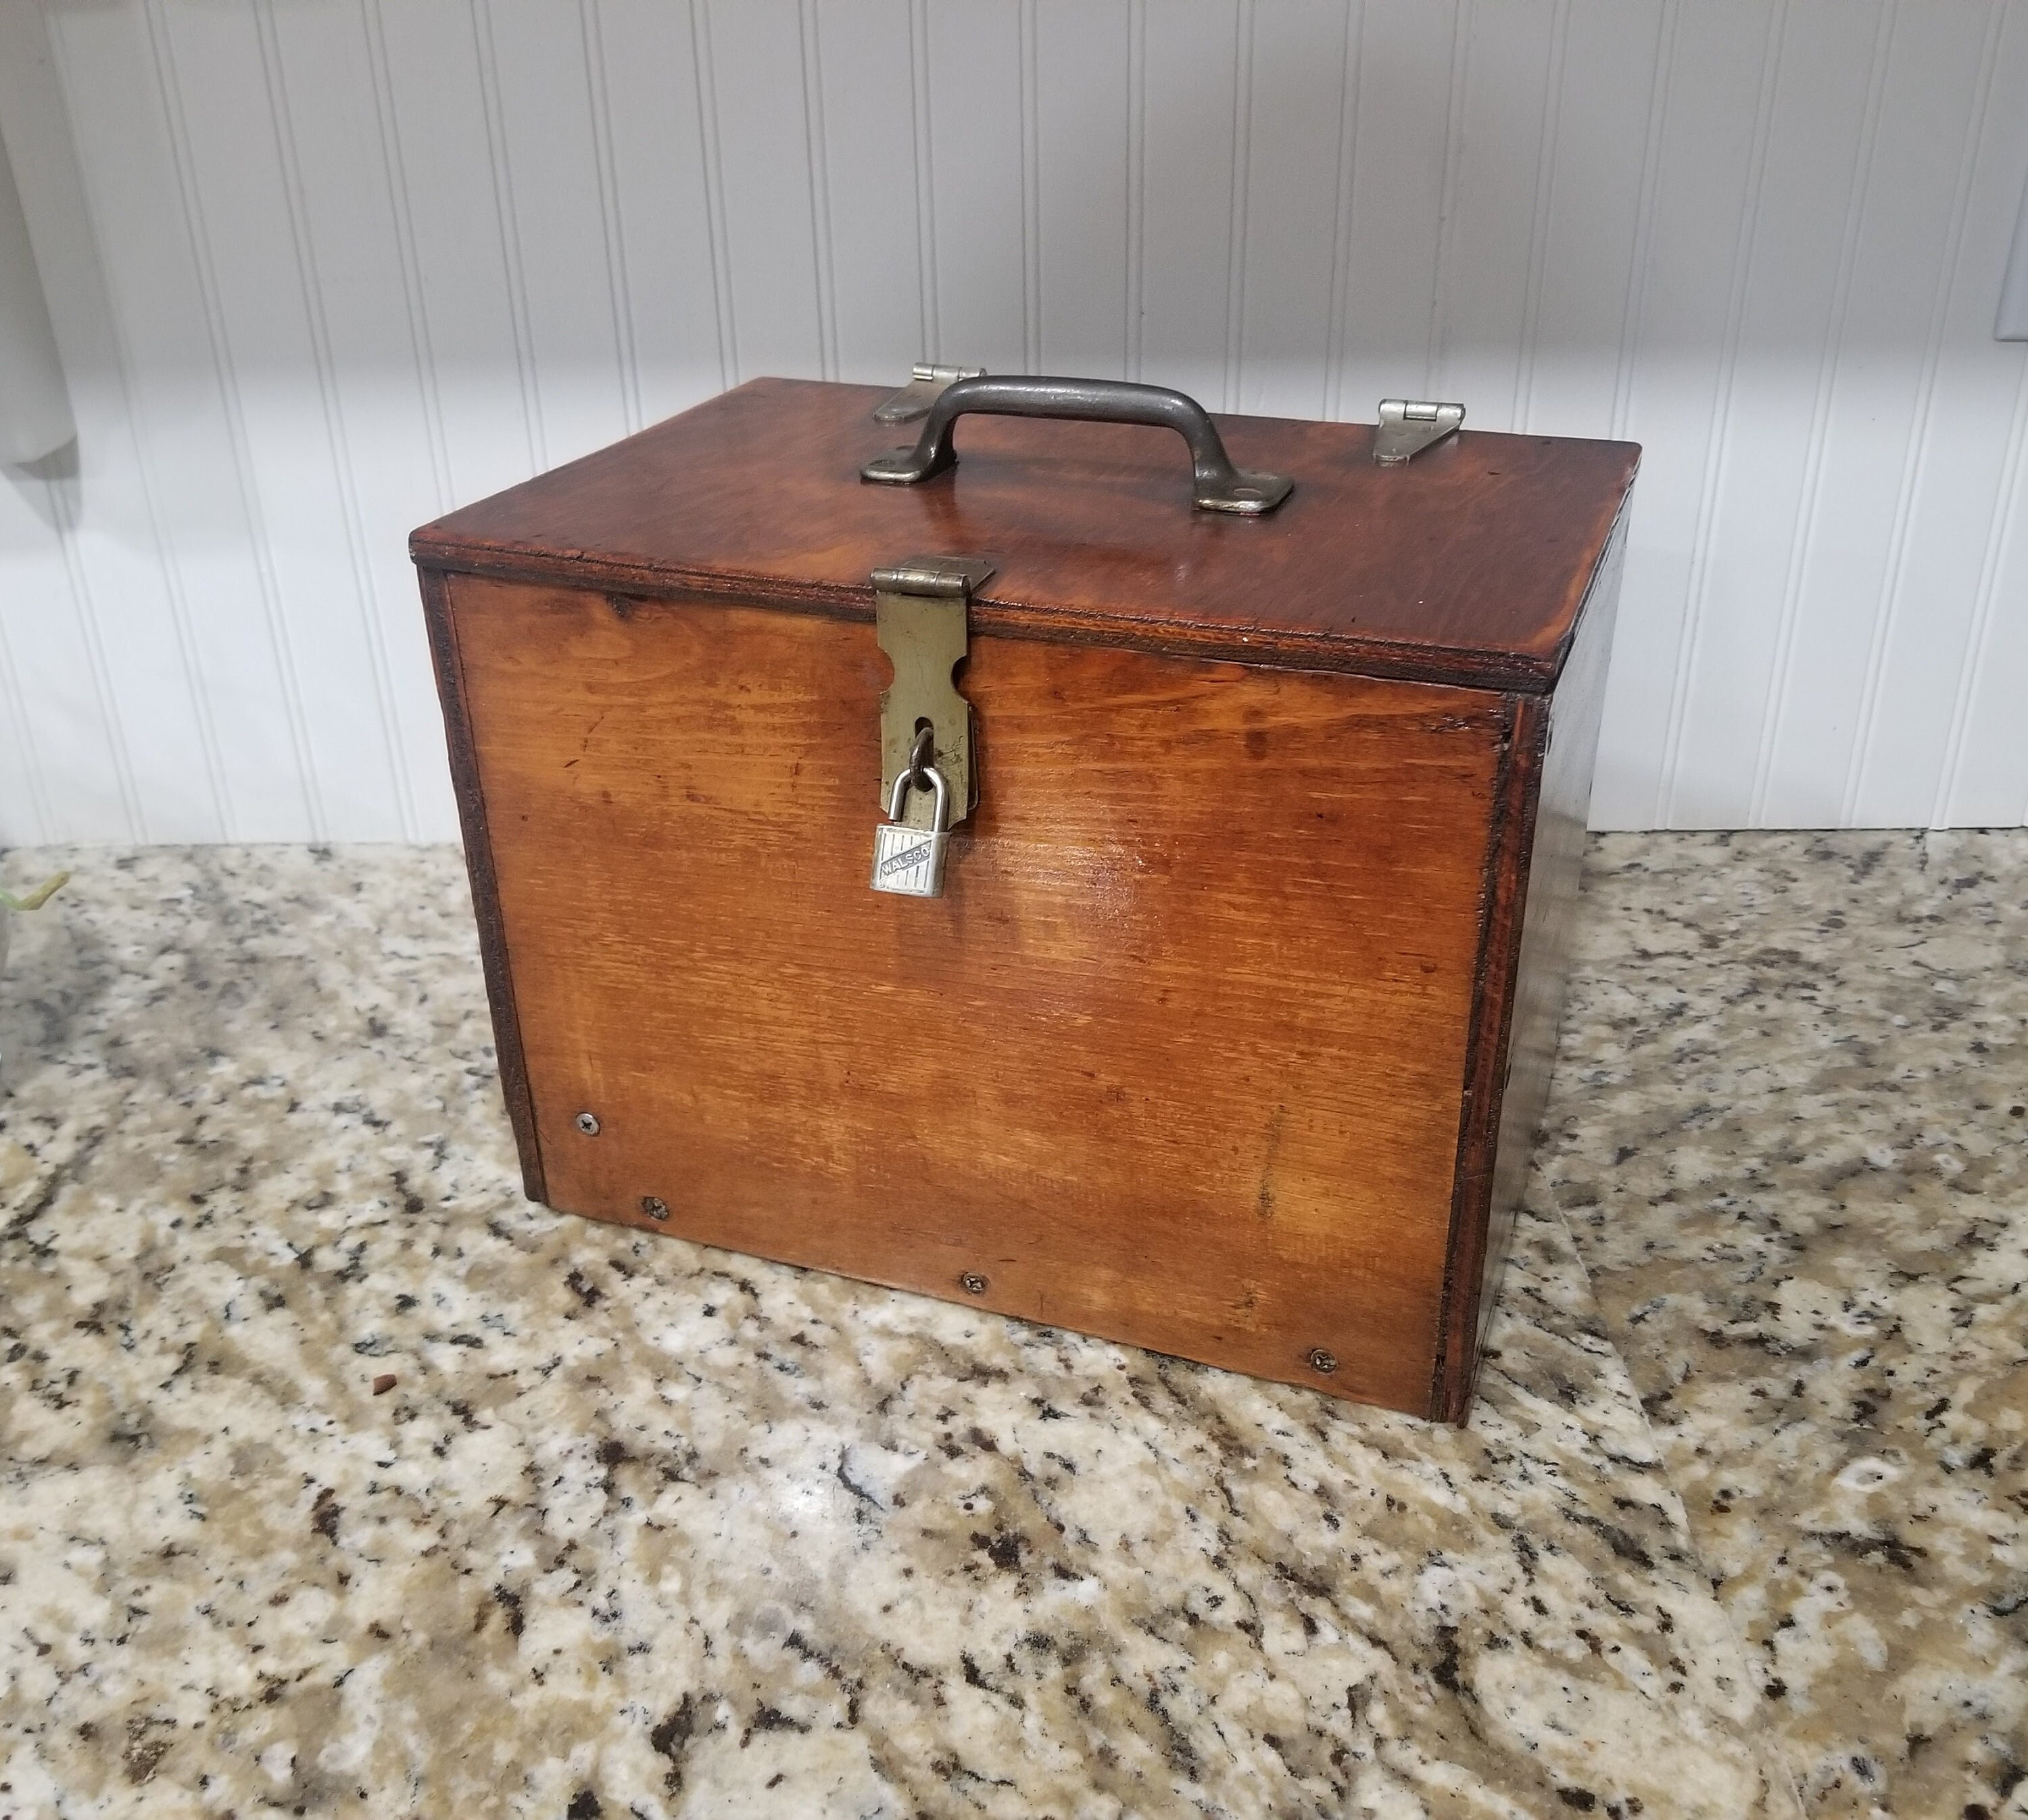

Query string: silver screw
960 1272 988 1296
640 1196 669 1220
575 1111 600 1136
1307 1347 1338 1374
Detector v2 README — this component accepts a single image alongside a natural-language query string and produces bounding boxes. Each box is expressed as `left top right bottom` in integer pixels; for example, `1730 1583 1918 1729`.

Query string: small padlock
870 762 950 898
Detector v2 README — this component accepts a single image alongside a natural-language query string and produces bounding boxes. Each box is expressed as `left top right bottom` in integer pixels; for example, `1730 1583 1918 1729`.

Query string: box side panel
418 565 546 1201
1432 514 1628 1421
449 577 1510 1416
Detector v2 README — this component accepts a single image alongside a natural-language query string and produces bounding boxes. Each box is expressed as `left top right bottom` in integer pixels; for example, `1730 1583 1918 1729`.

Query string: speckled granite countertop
0 834 2020 1819
1543 832 2028 1820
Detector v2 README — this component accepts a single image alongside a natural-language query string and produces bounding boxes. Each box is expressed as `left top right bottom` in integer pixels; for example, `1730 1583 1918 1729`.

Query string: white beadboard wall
1 0 2025 844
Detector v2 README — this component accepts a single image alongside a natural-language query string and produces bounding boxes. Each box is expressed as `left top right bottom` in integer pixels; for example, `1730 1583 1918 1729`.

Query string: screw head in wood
575 1111 600 1136
640 1196 669 1221
960 1272 989 1295
1307 1347 1338 1374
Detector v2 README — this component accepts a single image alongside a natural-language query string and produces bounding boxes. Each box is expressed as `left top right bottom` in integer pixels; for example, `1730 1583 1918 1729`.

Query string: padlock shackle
887 761 950 832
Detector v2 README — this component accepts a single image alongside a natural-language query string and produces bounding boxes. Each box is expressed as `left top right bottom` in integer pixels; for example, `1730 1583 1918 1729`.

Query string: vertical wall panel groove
687 0 735 387
1124 0 1146 381
1425 1 1472 400
1868 0 2021 831
0 46 156 862
1833 0 1927 830
1513 0 1570 431
1320 0 1362 423
1748 0 1898 828
143 0 315 837
581 0 644 435
1939 358 2028 822
16 1 187 844
798 0 840 382
466 0 544 471
1610 0 1676 440
5 0 2024 842
1222 1 1254 413
45 475 150 842
1019 0 1041 372
1759 0 2012 826
359 0 454 517
907 0 940 362
1845 0 2008 823
809 0 922 381
1656 0 1790 828
254 1 416 841
0 607 53 844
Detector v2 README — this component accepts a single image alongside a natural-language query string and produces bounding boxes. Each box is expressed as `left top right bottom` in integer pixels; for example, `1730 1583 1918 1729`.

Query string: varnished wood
415 377 1639 1422
418 566 546 1203
1431 511 1628 1421
412 378 1640 694
446 576 1513 1414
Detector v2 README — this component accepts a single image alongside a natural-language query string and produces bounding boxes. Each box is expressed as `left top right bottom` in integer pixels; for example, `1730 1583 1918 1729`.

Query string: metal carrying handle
861 375 1293 516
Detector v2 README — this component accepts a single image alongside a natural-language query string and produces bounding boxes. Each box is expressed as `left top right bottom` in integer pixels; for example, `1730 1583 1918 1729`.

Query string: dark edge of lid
410 448 1638 698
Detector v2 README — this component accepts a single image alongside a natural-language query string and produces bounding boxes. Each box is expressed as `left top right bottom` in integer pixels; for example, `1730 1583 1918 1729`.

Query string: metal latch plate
874 554 994 830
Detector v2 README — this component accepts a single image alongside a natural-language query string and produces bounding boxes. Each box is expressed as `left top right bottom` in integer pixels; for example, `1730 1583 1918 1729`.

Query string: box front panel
449 577 1508 1414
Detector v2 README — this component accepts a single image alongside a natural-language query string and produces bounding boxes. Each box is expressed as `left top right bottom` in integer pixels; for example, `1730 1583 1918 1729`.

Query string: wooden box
412 377 1636 1422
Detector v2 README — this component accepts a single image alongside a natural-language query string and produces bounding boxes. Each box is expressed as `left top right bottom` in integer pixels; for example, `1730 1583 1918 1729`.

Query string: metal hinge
873 363 987 425
873 554 994 830
1374 398 1466 465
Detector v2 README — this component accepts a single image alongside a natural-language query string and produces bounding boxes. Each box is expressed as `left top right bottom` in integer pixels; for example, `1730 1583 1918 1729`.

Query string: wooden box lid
412 377 1637 693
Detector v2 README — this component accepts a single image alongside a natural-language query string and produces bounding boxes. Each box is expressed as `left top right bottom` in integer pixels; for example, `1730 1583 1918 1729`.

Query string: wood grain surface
445 575 1515 1414
419 566 546 1202
1430 514 1628 1419
413 379 1639 693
